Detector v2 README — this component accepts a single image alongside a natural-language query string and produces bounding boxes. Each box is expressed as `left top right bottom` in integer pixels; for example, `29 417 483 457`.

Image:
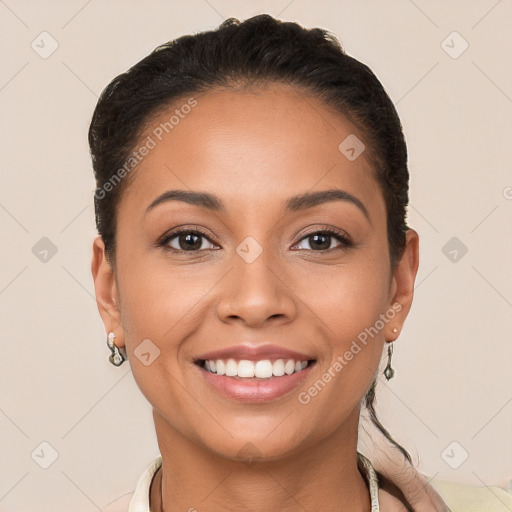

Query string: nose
216 250 297 328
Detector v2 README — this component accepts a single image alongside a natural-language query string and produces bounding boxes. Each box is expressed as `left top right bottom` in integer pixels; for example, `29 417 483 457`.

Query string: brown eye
158 228 217 252
293 227 352 252
302 233 336 251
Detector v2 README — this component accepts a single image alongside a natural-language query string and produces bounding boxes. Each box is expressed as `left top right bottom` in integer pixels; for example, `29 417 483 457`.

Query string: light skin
92 83 419 511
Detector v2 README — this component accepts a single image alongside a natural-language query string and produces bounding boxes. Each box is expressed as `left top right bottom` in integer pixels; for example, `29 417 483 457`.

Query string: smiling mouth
195 358 317 379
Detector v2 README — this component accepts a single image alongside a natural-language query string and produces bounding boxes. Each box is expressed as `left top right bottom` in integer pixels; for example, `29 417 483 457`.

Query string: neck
150 408 371 512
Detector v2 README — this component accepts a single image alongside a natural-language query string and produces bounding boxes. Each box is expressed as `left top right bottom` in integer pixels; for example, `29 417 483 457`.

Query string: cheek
304 255 390 390
115 241 210 338
292 263 389 430
305 257 390 341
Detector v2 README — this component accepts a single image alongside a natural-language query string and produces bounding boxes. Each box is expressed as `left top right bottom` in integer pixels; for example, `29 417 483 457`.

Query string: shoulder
427 475 512 512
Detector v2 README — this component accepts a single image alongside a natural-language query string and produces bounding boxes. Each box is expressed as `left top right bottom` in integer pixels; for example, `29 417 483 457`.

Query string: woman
90 14 511 511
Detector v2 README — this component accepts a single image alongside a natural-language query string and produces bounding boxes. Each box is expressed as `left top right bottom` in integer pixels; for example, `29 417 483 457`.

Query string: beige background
1 0 511 510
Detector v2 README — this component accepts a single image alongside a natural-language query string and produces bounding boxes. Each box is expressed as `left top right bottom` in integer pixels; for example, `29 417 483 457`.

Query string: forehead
119 83 385 223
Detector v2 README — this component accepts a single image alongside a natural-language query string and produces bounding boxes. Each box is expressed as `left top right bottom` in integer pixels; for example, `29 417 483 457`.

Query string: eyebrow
144 188 371 224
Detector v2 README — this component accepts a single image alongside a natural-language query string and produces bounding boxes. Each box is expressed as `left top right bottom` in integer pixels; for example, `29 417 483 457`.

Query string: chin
200 430 305 465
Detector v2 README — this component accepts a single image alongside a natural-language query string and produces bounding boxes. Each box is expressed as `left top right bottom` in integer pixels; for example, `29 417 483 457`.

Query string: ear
91 236 125 349
386 228 420 342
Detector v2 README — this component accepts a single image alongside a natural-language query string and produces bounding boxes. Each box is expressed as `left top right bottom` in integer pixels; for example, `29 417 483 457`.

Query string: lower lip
197 363 316 403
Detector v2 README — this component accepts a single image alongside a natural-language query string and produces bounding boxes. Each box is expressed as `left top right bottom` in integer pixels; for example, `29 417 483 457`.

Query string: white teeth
216 359 225 375
255 360 272 378
284 359 295 375
225 359 238 376
272 359 285 376
238 360 255 378
203 357 312 378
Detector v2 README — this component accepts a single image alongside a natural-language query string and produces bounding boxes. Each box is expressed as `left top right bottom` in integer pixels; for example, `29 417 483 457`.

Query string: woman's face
92 82 418 461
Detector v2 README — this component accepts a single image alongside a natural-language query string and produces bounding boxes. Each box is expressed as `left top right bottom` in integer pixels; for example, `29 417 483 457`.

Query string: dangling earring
384 327 398 380
107 331 125 366
383 343 395 380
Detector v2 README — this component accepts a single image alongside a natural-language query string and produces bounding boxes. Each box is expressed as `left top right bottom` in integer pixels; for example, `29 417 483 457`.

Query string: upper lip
195 344 316 362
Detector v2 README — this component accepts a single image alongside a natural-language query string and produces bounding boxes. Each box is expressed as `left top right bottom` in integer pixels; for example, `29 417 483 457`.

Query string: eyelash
156 225 353 254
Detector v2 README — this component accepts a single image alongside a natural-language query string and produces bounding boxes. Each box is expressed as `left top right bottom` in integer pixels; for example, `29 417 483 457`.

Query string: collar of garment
126 453 451 512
